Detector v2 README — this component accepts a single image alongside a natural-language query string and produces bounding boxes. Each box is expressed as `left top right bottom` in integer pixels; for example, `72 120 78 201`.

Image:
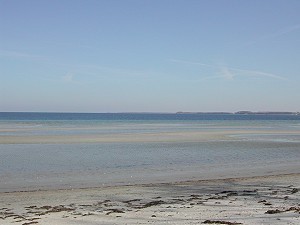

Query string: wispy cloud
246 24 300 46
219 67 235 80
170 59 287 81
0 49 43 59
62 72 74 83
80 64 168 79
43 41 92 49
227 67 287 81
169 59 213 68
48 61 167 81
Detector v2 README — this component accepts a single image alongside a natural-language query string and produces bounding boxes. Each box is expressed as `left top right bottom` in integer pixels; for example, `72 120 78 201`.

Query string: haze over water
1 113 300 192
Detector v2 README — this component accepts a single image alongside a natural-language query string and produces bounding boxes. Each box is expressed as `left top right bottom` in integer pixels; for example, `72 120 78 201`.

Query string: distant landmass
176 111 300 115
234 111 299 115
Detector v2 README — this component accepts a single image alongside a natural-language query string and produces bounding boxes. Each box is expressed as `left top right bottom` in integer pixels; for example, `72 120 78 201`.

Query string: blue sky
1 0 300 112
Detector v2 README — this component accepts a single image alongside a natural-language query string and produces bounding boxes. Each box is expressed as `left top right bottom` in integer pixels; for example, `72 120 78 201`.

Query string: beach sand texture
1 174 300 225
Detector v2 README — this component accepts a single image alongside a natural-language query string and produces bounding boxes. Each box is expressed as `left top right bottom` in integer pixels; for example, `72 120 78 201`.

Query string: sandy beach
1 118 300 224
1 173 299 225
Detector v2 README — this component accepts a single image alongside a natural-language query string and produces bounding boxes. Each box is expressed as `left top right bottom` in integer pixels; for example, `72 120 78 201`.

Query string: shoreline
2 172 300 194
1 173 300 224
2 161 299 193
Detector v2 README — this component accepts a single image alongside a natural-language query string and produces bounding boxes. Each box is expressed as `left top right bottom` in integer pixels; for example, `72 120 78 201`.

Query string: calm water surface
0 113 300 192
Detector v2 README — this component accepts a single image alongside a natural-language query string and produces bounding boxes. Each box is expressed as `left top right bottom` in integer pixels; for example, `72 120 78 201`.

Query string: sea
0 112 300 192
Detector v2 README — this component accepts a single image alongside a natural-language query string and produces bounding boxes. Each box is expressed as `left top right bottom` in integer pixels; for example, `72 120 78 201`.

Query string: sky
1 0 300 113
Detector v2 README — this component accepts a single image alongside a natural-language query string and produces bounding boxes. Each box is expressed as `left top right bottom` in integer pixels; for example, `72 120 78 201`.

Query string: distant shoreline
177 111 300 115
0 111 299 115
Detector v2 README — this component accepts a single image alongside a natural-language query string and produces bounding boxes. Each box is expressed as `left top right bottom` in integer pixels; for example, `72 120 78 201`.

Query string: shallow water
0 114 300 192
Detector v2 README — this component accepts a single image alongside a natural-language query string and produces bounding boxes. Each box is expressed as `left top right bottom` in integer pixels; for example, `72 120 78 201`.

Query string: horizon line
0 111 299 114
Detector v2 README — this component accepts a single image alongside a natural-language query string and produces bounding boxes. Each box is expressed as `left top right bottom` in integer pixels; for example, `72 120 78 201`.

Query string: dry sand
1 173 300 225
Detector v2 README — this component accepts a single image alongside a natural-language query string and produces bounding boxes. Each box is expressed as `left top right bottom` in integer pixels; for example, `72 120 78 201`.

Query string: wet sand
1 174 300 225
1 129 300 144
